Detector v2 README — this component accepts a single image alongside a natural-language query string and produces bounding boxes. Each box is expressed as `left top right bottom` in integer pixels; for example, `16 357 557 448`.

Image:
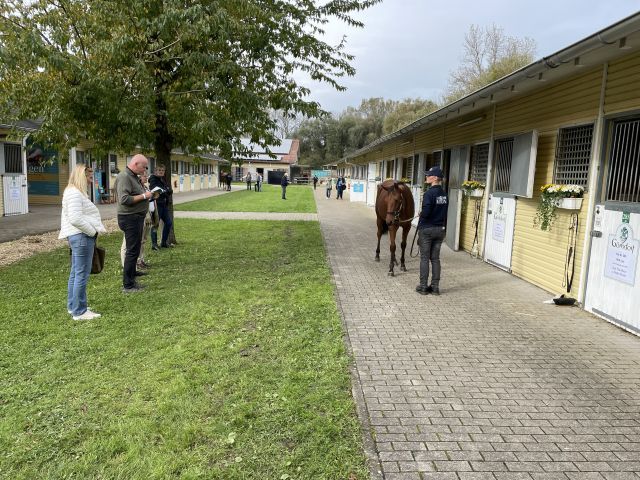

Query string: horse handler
416 166 448 295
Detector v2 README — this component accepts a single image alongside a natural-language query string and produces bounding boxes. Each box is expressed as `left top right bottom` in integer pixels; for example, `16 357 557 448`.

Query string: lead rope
562 213 579 293
470 197 481 257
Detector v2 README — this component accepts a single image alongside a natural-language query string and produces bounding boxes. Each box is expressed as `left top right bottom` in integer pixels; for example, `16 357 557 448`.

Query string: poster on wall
604 223 639 286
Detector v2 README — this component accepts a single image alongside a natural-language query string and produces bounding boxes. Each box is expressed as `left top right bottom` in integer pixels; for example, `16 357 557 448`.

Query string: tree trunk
154 95 177 245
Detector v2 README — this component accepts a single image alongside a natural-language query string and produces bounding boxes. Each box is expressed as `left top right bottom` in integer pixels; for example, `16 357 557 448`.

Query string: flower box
466 188 484 198
554 197 583 210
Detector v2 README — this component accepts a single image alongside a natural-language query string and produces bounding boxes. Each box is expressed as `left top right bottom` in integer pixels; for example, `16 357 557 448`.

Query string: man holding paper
116 154 154 293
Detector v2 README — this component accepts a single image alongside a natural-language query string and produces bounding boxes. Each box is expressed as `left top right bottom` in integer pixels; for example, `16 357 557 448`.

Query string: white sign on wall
9 186 20 201
492 216 506 243
604 223 639 286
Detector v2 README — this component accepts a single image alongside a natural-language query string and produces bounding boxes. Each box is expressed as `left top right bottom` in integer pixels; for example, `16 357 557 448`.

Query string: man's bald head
128 154 149 175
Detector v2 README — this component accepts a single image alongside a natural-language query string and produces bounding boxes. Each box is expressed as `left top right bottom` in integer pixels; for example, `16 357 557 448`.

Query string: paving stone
315 192 640 480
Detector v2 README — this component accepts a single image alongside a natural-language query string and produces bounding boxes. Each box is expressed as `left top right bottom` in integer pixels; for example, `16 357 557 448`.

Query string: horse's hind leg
400 225 410 272
375 219 383 262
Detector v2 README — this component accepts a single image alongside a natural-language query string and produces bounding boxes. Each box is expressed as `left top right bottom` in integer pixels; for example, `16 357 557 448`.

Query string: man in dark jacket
281 173 289 199
416 166 448 295
149 164 174 249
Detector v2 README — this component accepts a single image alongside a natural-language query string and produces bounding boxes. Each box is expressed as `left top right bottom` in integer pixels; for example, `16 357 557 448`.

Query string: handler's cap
425 166 444 178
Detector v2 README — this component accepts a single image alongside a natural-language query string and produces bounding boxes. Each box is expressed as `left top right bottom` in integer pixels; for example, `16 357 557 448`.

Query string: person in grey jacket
116 154 154 293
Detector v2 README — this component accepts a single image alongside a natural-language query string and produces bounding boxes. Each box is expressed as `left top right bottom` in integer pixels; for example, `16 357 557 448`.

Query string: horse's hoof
401 266 407 272
375 257 380 262
388 271 394 277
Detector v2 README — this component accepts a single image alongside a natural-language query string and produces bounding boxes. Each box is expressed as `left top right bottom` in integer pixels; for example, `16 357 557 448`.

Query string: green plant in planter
534 183 584 231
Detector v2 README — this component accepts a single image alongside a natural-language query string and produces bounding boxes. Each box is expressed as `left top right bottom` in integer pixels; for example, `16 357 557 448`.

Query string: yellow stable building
342 13 640 335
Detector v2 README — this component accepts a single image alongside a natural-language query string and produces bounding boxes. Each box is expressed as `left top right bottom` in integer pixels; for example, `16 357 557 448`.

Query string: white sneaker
72 309 101 321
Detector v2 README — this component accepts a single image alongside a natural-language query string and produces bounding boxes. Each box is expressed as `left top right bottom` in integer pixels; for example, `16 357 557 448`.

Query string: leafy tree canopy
0 0 379 165
443 24 536 104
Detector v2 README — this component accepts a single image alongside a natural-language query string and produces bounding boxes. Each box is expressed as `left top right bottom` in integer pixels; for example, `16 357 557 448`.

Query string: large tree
0 0 380 166
443 24 536 104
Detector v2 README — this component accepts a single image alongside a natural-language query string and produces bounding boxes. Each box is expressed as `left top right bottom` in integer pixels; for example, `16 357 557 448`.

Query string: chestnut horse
375 180 415 276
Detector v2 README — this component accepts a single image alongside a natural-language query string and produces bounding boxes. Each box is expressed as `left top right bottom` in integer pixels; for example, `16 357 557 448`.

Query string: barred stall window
606 118 640 203
4 144 22 173
553 124 593 188
469 143 489 183
494 138 513 192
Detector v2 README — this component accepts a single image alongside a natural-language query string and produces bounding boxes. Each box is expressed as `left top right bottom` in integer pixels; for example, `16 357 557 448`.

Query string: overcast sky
301 1 640 114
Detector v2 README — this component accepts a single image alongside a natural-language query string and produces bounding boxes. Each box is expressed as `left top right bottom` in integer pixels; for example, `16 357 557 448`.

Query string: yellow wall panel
605 52 640 115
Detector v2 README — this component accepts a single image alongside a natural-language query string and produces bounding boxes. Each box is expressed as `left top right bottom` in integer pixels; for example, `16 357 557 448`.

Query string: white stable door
483 194 517 271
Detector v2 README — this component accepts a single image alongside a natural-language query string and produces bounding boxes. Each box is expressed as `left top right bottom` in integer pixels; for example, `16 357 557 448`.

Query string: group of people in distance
325 175 347 199
219 171 233 191
59 154 174 320
244 171 263 192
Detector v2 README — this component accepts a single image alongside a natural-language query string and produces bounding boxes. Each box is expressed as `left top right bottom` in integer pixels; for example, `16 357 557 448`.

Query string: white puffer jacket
58 186 107 239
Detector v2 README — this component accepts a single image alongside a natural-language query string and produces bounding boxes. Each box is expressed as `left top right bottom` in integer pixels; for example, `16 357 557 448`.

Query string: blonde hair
66 164 90 197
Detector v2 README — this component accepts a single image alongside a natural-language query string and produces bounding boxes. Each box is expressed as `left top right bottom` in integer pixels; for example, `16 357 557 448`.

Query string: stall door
445 146 468 251
584 117 640 334
585 207 640 334
366 162 377 207
483 194 517 271
2 143 28 216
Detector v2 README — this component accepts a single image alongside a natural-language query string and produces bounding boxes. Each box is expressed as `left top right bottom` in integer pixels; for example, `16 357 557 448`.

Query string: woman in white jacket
59 164 106 320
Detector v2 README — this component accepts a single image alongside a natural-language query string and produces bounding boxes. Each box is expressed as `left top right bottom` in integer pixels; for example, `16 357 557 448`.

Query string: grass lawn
175 184 316 213
0 219 367 479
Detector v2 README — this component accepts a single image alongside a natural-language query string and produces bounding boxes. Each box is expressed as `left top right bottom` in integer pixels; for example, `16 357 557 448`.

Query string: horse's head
381 180 404 226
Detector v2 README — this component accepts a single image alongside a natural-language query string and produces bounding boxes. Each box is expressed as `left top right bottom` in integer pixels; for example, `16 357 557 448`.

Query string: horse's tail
381 221 389 235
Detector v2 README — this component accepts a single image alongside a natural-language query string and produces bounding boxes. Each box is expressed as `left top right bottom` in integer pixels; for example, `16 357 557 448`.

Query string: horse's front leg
399 225 410 272
388 226 397 276
375 219 382 261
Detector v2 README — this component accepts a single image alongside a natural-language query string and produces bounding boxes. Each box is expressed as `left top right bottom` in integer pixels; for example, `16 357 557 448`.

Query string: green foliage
0 220 367 479
443 24 536 104
0 0 380 166
176 184 316 213
295 97 435 168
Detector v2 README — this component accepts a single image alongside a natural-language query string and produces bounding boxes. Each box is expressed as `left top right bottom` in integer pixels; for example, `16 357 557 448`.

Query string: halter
382 183 405 223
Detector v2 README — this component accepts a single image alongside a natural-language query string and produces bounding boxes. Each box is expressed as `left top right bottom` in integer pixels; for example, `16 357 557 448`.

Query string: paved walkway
315 190 640 480
0 186 243 243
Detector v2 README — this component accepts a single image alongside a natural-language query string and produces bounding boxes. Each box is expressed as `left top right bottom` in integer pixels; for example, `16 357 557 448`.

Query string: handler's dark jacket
149 174 173 207
418 184 448 229
281 176 289 187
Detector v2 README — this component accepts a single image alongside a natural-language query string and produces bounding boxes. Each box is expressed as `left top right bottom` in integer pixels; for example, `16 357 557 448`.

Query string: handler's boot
415 285 429 295
427 285 440 296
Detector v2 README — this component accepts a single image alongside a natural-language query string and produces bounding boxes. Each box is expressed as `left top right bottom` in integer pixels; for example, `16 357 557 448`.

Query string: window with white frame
4 144 22 173
606 118 640 203
469 143 489 183
553 124 593 188
493 138 513 192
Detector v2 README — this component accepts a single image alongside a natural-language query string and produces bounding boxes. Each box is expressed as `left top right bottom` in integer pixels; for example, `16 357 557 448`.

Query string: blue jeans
418 226 446 288
67 233 95 316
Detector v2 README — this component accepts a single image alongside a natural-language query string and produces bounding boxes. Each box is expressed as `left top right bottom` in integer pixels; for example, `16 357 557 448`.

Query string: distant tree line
295 24 536 168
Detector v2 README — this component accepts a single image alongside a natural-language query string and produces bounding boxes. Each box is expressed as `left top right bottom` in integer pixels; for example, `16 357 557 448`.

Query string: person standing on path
149 164 174 249
281 173 289 199
416 166 448 296
59 164 107 320
226 172 232 191
325 177 333 199
116 154 153 293
313 175 318 190
256 173 263 192
245 171 252 190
